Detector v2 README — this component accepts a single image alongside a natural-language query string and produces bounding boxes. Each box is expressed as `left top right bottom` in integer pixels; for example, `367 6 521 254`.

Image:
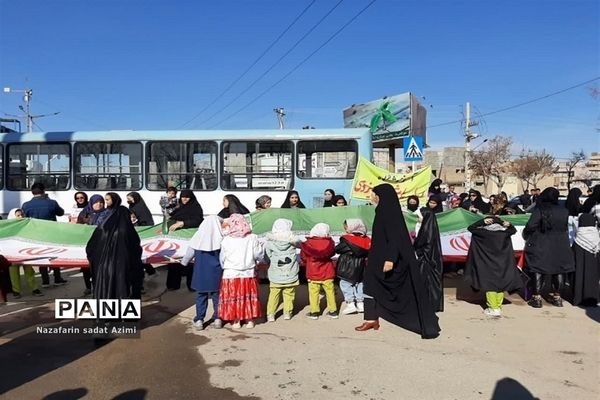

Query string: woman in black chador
86 206 143 300
355 183 440 338
571 213 600 306
464 216 522 317
523 187 575 308
414 208 444 312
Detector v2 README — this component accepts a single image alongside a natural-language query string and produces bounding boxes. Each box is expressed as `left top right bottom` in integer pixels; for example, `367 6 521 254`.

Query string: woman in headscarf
218 194 250 219
69 191 89 223
426 195 444 214
168 189 204 232
281 190 306 208
255 195 272 211
165 190 204 291
428 179 443 198
464 216 522 317
86 206 143 300
580 185 600 217
127 192 155 226
219 214 263 329
566 187 582 245
332 195 348 207
571 214 600 306
356 183 440 338
413 208 444 312
323 189 335 207
180 216 225 330
406 195 420 212
462 190 491 214
105 192 122 210
523 187 575 308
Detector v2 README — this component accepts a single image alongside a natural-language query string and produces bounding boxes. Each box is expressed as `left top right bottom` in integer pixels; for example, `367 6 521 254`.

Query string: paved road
1 269 598 400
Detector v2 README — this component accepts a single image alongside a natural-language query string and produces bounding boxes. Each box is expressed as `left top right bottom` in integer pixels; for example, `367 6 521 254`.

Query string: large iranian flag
0 207 530 267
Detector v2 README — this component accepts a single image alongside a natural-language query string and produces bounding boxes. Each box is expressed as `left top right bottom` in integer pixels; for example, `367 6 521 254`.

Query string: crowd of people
0 180 598 339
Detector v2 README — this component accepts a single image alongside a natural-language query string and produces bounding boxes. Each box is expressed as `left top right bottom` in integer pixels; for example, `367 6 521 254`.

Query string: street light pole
4 87 33 132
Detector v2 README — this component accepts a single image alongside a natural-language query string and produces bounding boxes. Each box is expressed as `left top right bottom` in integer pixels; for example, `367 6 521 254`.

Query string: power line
209 0 377 129
177 0 317 129
196 0 346 128
428 76 600 129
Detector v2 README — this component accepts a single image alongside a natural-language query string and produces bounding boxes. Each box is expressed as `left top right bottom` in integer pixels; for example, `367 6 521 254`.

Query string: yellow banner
351 157 431 204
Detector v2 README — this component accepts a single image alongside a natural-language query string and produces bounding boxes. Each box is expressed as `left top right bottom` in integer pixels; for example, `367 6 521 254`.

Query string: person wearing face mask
406 196 420 213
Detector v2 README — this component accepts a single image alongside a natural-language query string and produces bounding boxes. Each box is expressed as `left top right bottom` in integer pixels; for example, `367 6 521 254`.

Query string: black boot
528 295 543 308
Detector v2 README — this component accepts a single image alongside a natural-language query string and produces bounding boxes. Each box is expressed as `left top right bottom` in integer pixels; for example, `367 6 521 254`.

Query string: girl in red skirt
219 214 263 328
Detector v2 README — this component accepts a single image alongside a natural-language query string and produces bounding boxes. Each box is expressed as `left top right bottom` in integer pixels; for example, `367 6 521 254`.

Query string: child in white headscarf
265 219 301 322
181 216 224 330
301 223 338 319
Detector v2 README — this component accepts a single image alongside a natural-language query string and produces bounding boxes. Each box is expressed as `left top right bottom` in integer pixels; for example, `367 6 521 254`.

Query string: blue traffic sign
403 136 424 162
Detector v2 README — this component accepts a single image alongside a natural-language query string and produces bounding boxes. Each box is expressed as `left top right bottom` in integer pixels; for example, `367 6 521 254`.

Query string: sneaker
232 321 242 329
551 297 563 307
327 311 339 319
356 301 364 313
528 296 543 308
54 279 68 286
13 292 21 299
213 319 223 329
342 302 358 315
483 308 501 317
32 289 43 297
83 288 92 296
267 315 276 323
306 312 319 320
193 320 204 331
283 313 292 320
245 321 255 329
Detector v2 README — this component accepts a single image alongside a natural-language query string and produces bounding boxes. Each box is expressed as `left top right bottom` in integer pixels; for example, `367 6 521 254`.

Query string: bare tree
469 136 513 192
564 150 586 191
513 149 556 190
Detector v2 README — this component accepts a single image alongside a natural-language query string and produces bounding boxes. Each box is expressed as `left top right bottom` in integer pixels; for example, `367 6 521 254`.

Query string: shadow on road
42 387 88 400
491 377 539 400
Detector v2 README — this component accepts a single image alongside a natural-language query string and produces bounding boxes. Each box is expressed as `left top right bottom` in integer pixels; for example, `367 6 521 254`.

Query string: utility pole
3 87 59 132
464 102 479 190
274 107 285 130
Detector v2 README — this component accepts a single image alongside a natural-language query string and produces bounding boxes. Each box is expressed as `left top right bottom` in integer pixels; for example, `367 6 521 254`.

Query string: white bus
0 128 373 220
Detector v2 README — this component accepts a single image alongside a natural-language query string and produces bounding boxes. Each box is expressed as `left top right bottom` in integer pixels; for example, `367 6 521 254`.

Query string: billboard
343 92 427 148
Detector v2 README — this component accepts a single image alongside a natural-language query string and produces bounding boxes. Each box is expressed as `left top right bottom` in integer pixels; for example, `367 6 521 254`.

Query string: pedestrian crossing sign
403 136 424 161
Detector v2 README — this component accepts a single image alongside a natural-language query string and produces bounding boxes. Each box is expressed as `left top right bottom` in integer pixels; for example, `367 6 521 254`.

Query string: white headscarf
344 218 366 235
7 208 21 220
310 223 330 238
188 216 224 251
267 218 297 242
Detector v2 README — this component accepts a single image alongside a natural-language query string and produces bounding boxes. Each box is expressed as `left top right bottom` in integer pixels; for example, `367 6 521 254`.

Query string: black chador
364 183 440 339
464 217 522 293
414 208 444 312
86 206 143 300
572 214 600 306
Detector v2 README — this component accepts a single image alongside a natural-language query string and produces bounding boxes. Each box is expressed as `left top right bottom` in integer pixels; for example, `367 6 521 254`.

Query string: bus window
147 142 217 191
297 140 357 179
221 141 293 190
75 142 142 191
7 143 70 190
0 144 3 190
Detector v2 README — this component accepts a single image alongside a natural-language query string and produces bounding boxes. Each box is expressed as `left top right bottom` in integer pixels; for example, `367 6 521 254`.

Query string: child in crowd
265 219 301 322
464 216 522 317
219 214 263 328
335 219 371 315
181 216 225 330
8 209 43 298
301 223 338 319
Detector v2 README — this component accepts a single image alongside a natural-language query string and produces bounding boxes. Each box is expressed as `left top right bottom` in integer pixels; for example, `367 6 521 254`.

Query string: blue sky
0 0 598 159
